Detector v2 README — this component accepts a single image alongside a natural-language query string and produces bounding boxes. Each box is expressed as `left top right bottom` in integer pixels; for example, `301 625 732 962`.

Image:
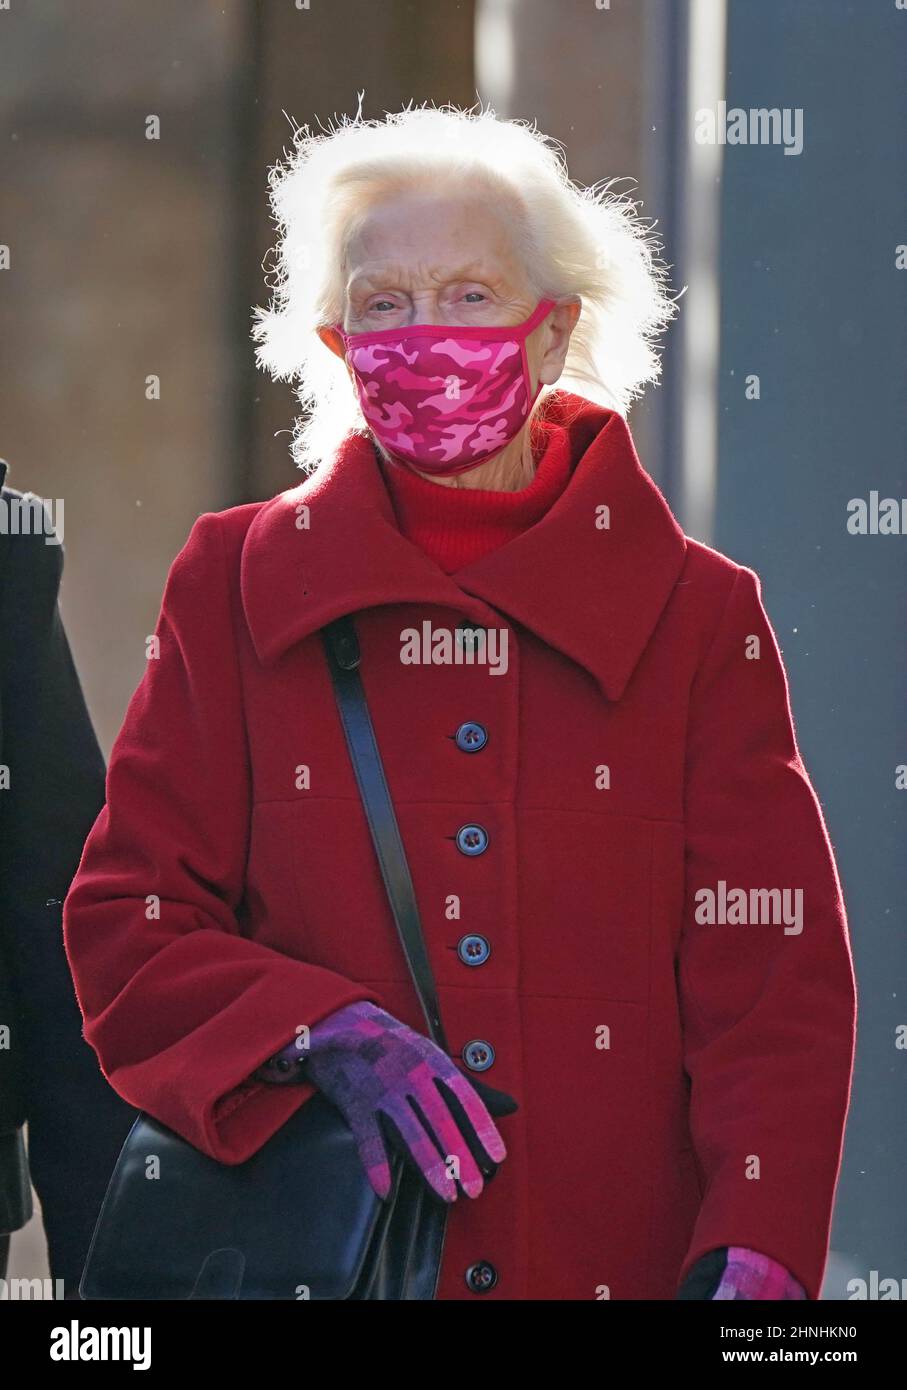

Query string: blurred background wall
1 0 903 1296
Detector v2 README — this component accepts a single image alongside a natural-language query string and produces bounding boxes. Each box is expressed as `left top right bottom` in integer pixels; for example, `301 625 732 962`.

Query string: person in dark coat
0 460 135 1294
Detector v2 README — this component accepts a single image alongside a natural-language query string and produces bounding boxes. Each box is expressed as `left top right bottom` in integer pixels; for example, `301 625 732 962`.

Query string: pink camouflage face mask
334 298 558 476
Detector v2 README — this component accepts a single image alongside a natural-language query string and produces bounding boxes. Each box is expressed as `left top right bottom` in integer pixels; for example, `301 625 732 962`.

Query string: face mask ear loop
519 299 558 408
522 298 559 337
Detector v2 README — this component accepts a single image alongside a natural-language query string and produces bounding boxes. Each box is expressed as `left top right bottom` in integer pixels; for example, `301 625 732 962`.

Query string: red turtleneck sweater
379 421 575 573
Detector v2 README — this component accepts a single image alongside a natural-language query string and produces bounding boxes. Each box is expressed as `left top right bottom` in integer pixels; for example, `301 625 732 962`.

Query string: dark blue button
463 1039 495 1072
465 1260 498 1293
455 721 488 753
456 824 488 856
457 934 491 966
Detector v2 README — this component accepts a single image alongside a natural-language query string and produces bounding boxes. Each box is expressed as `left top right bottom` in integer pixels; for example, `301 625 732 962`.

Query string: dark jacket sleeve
0 486 135 1290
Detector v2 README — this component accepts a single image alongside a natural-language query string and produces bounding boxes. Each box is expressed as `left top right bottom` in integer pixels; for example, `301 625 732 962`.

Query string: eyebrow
348 263 503 293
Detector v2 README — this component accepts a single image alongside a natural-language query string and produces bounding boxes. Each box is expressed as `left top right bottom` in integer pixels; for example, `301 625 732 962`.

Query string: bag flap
80 1093 392 1300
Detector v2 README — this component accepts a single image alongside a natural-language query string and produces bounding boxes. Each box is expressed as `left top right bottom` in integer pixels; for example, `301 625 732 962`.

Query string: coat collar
241 391 687 701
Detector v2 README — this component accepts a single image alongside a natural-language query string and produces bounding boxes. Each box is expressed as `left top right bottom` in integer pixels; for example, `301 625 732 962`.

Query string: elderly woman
64 105 855 1301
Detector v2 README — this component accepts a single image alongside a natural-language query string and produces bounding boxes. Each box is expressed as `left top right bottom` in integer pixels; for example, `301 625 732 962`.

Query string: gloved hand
255 1000 517 1204
676 1246 807 1300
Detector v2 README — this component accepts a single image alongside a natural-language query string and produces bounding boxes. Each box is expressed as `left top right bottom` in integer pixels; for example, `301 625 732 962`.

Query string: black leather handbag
80 615 449 1300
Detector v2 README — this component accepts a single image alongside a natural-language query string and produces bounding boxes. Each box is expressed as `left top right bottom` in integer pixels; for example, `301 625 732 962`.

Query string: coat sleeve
63 511 381 1165
675 565 856 1300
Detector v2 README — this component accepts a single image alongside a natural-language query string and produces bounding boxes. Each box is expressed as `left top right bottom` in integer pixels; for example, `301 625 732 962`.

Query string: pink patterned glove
677 1246 807 1299
713 1247 807 1299
255 1000 517 1204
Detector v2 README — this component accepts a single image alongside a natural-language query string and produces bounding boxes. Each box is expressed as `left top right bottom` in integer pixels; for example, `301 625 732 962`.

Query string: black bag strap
322 615 449 1054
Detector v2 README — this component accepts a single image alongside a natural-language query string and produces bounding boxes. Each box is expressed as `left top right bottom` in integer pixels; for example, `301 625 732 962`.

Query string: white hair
252 101 677 472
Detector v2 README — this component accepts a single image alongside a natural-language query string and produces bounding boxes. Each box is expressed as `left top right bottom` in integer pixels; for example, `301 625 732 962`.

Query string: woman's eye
370 300 397 313
462 291 487 304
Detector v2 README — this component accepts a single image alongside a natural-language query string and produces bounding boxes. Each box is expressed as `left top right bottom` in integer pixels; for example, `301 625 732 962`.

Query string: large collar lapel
241 396 687 702
453 401 688 701
241 432 488 665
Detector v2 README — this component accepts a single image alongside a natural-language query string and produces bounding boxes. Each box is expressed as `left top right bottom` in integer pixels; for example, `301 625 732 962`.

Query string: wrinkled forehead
341 185 530 290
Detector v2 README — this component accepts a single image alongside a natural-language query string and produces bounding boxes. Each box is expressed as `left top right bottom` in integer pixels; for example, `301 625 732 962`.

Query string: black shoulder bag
80 615 448 1300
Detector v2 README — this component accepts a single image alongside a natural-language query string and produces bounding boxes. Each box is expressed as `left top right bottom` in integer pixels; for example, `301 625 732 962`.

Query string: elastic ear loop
520 299 558 413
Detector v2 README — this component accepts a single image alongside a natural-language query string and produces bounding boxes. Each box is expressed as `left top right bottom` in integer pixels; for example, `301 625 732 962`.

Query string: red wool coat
63 392 856 1301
